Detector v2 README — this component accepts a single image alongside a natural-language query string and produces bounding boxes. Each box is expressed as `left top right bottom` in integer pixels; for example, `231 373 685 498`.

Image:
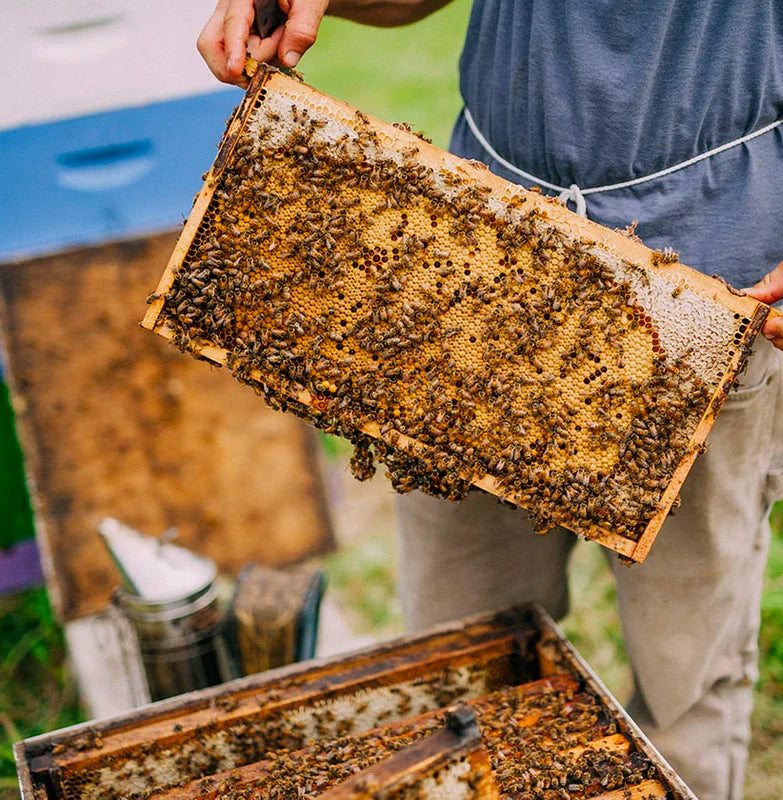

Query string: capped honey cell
142 63 772 563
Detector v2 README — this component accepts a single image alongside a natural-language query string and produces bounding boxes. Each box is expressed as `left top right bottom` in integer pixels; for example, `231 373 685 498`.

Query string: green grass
299 0 472 149
0 588 83 798
322 531 403 634
761 503 783 693
0 382 35 550
317 430 352 461
560 543 632 701
748 504 783 799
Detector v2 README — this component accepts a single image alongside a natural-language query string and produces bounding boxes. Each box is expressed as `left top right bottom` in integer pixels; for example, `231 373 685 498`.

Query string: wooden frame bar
317 705 499 799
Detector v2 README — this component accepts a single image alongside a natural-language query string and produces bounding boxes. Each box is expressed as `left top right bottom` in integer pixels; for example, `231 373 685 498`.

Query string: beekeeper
197 3 783 797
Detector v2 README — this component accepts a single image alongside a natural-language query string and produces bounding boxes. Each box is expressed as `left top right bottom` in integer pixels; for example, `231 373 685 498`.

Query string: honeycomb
149 678 667 799
142 63 771 562
57 651 515 800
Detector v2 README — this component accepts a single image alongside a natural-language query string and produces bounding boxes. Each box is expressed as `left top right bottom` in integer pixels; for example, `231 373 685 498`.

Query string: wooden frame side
13 741 36 800
141 68 271 332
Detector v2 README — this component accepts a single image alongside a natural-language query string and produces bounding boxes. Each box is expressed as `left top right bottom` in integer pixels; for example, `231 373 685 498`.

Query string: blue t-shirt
451 0 783 287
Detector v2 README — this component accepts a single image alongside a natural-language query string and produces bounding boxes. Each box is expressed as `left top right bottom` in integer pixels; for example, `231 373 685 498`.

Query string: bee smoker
99 519 238 702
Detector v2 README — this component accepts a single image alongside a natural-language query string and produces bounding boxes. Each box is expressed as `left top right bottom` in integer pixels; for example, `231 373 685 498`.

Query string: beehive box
142 63 774 562
14 605 695 799
0 233 333 621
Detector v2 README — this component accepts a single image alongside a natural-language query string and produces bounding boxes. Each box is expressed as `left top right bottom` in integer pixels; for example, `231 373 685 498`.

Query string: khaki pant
396 342 783 800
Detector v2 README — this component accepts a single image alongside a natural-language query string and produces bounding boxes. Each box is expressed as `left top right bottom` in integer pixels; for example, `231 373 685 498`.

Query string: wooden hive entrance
142 64 773 562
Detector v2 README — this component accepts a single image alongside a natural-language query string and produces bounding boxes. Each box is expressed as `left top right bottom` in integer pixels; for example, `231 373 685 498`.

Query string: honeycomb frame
142 63 772 563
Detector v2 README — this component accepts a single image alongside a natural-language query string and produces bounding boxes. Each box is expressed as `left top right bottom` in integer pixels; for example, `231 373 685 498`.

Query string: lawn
300 0 471 150
2 2 782 797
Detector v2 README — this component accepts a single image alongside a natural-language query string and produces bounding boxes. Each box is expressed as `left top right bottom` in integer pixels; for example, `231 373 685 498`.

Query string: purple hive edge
0 539 44 594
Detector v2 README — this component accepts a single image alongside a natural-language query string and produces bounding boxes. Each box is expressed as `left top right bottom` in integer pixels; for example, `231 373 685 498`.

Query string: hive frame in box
317 705 500 799
142 63 774 563
14 605 696 800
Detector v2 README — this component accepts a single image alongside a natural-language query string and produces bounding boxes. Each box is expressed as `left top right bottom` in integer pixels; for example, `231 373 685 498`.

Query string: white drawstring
462 106 783 217
558 184 586 217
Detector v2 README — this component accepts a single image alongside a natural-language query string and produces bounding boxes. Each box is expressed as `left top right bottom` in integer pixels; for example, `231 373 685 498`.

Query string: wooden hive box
141 64 775 563
0 233 333 621
14 605 695 799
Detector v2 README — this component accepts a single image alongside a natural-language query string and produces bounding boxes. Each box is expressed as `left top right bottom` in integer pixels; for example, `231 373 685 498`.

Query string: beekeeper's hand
745 260 783 350
198 0 456 86
198 0 327 87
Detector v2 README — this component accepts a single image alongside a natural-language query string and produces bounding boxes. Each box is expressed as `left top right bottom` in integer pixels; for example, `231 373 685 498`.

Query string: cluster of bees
59 663 494 800
175 678 654 799
158 70 743 545
53 609 667 800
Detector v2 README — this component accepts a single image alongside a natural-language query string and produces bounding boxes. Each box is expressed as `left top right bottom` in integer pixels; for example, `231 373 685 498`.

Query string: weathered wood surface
0 233 333 620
